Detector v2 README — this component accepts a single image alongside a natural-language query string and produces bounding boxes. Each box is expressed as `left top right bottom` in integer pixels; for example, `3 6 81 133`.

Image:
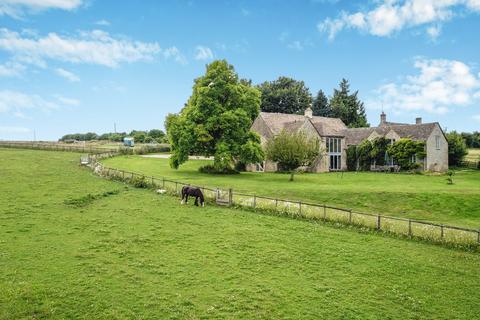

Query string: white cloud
95 19 110 26
54 94 79 106
473 114 480 121
368 58 480 115
194 45 214 61
0 28 164 68
162 46 187 65
287 41 304 51
0 61 25 77
0 90 61 114
0 126 30 133
318 0 480 40
0 0 82 18
55 67 79 82
426 25 441 39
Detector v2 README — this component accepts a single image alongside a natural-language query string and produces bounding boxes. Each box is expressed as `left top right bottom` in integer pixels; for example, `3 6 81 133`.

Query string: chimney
304 106 313 119
380 112 386 125
416 117 422 124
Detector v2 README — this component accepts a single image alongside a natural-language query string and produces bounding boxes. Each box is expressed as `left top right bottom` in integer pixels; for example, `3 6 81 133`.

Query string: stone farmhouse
248 108 448 173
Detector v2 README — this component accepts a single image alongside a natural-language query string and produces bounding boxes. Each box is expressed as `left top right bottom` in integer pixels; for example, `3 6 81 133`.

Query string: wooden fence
84 153 480 248
460 160 479 169
0 141 116 154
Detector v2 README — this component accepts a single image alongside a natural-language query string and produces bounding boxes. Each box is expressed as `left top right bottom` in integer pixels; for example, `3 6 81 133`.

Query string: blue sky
0 0 479 140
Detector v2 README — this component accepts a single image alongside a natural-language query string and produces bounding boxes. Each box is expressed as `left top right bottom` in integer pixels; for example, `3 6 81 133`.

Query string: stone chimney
416 117 422 124
304 106 313 119
380 112 387 125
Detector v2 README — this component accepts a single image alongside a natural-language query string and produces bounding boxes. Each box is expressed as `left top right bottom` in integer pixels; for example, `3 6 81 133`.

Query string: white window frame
326 137 342 171
435 135 440 150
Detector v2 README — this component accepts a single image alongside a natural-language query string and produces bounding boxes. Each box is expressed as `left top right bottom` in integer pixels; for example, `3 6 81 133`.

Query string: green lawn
102 155 480 228
1 148 480 318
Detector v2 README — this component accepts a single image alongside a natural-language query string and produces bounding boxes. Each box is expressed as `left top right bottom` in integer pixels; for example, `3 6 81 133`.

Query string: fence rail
460 160 479 169
0 141 116 154
82 152 480 248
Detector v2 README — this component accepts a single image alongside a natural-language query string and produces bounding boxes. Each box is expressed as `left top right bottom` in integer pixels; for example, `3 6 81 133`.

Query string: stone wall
425 124 449 172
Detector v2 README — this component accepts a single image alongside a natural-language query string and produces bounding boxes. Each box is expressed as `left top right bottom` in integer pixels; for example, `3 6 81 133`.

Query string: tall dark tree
312 89 331 117
257 77 312 114
329 79 369 128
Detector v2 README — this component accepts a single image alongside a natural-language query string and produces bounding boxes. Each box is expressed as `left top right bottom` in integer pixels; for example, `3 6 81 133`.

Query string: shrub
447 131 468 166
387 139 426 171
346 145 358 171
131 176 149 188
199 164 239 174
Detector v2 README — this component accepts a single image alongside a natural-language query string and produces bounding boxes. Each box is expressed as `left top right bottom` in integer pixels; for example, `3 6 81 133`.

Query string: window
326 137 342 170
435 135 440 150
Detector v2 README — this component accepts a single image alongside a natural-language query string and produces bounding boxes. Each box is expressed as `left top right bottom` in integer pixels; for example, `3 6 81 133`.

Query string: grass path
102 155 480 228
1 148 480 318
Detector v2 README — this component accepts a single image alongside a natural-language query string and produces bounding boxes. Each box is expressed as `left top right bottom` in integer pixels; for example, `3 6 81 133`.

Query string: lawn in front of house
102 155 480 228
1 148 480 319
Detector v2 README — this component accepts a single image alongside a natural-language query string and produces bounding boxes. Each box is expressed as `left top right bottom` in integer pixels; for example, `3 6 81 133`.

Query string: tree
265 130 320 181
447 131 468 166
166 60 264 171
312 89 331 117
329 79 369 128
133 131 147 143
148 129 165 140
257 76 312 114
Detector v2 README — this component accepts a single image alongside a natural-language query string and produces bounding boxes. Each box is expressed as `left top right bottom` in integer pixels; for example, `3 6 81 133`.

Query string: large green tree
257 76 313 114
329 79 369 128
166 60 264 171
312 89 331 117
265 130 320 181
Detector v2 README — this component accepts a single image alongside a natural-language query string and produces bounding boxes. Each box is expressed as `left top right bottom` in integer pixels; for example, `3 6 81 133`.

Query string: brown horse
181 186 205 207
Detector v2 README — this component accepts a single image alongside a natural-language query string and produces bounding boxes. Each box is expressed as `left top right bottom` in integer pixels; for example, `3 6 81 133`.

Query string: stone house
248 109 448 172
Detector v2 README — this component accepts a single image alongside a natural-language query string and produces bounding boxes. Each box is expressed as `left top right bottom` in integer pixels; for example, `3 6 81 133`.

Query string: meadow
466 148 480 162
102 155 480 228
1 148 480 319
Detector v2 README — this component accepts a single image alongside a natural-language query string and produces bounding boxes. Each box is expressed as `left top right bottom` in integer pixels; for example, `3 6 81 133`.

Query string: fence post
228 189 233 206
478 230 480 244
253 195 256 208
275 198 278 210
441 225 444 239
377 215 381 230
323 204 326 220
299 201 302 215
348 210 352 224
408 219 412 237
122 170 125 180
151 176 154 186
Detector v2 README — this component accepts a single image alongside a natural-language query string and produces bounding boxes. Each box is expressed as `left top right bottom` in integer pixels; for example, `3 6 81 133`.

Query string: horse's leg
181 191 184 204
194 196 199 206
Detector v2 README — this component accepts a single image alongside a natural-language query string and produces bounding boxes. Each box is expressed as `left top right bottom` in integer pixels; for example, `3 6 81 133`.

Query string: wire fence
84 152 480 248
0 141 116 154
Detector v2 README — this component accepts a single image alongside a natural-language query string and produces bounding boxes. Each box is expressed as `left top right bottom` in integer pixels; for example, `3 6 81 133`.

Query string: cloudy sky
0 0 479 140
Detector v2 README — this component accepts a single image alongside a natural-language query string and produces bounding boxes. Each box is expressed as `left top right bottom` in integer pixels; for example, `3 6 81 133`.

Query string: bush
199 164 239 174
346 145 358 171
131 176 149 188
447 131 468 166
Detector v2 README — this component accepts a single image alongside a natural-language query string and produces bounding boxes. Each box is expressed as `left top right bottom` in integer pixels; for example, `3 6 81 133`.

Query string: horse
181 186 205 207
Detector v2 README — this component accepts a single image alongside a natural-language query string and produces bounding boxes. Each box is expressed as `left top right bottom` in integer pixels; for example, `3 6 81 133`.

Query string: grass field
466 148 480 162
1 148 480 318
102 155 480 228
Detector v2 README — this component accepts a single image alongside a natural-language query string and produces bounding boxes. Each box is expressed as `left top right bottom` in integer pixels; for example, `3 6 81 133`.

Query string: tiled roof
259 112 348 137
344 123 439 145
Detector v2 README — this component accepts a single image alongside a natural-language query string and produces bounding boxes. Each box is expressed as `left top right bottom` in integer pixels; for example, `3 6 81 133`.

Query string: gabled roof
259 112 348 137
344 122 440 145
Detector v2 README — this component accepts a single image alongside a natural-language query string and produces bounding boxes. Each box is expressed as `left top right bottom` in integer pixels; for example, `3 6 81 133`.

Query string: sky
0 0 479 141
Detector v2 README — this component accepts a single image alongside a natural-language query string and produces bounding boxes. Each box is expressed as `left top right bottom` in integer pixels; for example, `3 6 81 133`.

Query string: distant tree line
257 77 369 128
59 129 168 143
460 132 480 149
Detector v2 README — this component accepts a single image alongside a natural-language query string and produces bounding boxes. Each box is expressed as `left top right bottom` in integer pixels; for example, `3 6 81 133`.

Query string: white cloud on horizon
367 58 480 115
0 90 64 115
0 0 82 18
194 45 214 61
0 28 169 68
318 0 480 40
55 67 79 82
0 126 30 134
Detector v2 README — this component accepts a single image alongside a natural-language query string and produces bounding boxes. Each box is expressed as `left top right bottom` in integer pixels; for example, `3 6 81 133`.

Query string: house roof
259 112 348 137
344 123 440 145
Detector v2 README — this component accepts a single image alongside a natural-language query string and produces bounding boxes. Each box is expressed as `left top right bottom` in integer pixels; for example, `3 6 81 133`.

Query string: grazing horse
181 186 205 207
